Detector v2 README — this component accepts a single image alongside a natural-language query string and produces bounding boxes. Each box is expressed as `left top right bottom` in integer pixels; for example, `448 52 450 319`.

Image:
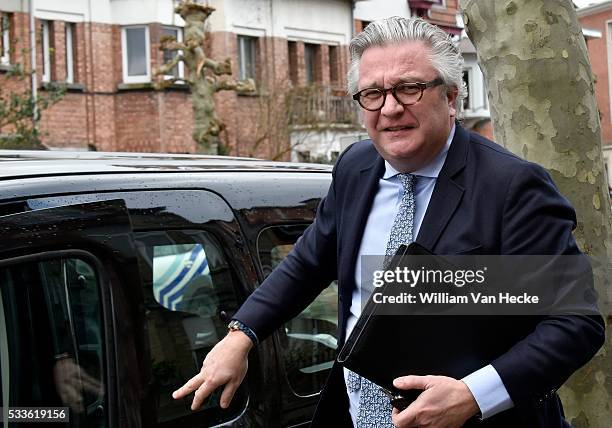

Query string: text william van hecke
373 292 539 304
421 292 539 304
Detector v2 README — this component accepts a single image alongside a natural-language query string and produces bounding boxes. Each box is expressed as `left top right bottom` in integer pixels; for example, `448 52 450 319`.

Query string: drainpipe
29 0 38 122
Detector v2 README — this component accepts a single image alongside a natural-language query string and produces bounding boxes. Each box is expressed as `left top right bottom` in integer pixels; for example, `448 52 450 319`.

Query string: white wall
215 0 352 45
1 0 186 27
353 0 410 21
2 0 27 13
109 0 185 26
4 0 353 41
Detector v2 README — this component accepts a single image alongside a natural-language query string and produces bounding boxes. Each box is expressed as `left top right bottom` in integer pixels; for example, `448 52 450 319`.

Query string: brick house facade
0 0 462 159
0 0 354 158
1 10 199 153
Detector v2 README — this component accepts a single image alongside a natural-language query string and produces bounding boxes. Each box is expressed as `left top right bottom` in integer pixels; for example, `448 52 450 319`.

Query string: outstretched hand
391 375 479 428
172 331 253 410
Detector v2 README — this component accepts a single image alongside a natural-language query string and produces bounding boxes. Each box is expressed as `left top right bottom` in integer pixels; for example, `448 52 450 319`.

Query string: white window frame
65 23 74 84
121 25 151 84
41 20 51 82
1 13 10 66
237 35 257 81
161 26 184 80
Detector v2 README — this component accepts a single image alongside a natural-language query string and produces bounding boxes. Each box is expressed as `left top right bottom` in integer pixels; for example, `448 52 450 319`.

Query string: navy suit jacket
235 124 605 427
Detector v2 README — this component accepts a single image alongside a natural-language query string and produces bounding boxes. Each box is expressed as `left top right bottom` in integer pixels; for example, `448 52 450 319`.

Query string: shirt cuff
462 364 514 419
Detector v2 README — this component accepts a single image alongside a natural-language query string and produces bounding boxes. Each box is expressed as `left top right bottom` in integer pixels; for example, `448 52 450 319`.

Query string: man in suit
173 17 604 427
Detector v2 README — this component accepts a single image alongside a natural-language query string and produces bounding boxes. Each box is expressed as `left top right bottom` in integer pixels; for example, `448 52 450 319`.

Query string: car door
0 189 276 428
0 199 138 428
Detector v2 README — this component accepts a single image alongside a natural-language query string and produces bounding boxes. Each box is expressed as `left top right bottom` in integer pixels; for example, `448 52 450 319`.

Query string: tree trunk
460 0 611 426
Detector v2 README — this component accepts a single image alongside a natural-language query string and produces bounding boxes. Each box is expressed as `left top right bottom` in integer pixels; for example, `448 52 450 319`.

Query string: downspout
87 0 96 150
29 0 37 122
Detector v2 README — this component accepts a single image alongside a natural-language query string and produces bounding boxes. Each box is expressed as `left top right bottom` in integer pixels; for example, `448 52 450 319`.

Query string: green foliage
0 63 65 149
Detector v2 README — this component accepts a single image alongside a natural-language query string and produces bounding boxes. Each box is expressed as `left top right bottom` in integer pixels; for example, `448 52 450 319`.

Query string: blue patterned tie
348 173 416 427
385 173 416 265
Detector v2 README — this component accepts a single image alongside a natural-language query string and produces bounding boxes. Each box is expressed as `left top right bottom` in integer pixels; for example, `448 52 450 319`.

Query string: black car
0 150 338 428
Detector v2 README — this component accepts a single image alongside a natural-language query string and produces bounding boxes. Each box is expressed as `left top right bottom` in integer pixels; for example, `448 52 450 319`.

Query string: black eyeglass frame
352 77 446 111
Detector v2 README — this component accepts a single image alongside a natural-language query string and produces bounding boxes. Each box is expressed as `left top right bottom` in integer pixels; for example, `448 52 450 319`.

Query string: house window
304 43 319 84
41 20 52 82
161 26 184 79
1 13 10 65
329 45 339 85
121 25 150 83
237 35 257 80
288 41 298 85
65 23 75 83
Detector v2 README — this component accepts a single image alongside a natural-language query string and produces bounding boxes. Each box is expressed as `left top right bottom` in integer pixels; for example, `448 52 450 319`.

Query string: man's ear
447 87 459 117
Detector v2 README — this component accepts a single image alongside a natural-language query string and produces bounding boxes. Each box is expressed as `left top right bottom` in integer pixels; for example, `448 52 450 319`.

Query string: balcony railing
287 86 361 128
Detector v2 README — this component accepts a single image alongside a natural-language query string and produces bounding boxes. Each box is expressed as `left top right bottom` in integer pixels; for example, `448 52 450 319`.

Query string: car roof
0 150 333 179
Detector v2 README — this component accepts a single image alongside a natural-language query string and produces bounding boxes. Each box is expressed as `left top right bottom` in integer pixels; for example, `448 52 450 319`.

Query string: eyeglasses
352 78 445 111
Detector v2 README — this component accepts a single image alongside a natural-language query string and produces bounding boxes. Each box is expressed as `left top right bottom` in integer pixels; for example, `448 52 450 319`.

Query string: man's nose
380 92 405 117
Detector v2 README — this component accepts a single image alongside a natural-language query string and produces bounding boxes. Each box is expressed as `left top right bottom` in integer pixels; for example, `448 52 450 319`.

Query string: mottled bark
155 1 255 154
460 0 611 426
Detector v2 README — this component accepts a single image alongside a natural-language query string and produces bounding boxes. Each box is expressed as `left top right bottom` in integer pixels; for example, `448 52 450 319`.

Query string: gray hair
348 16 466 113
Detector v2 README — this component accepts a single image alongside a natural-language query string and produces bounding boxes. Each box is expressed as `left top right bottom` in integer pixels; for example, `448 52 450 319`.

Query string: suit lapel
416 124 469 251
339 155 384 335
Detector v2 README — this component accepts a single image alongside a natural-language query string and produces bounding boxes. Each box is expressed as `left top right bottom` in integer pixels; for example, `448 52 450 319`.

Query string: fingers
80 374 103 395
172 334 250 410
57 383 84 413
391 402 418 428
178 370 227 411
393 375 431 391
172 372 206 400
219 381 239 409
191 378 220 410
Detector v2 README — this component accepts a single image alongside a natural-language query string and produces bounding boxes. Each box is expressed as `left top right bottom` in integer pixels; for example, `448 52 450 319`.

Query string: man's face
357 41 458 172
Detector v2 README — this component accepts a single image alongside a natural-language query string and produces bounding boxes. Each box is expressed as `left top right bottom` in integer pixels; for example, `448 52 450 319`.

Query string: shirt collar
383 123 455 180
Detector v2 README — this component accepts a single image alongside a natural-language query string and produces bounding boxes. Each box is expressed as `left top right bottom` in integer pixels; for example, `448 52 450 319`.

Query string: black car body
0 150 338 428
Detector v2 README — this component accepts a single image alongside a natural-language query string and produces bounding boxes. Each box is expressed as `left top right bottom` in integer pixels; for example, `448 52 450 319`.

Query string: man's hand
391 375 479 428
53 357 103 413
172 330 253 410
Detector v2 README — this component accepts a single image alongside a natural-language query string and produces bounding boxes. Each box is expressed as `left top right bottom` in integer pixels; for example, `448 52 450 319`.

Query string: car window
135 230 247 427
257 225 338 397
0 255 107 428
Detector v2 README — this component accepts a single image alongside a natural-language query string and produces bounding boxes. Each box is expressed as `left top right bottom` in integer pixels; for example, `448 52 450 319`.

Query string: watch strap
228 319 259 345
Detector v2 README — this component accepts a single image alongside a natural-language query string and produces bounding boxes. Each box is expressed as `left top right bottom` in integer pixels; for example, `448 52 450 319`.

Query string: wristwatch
228 319 258 345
